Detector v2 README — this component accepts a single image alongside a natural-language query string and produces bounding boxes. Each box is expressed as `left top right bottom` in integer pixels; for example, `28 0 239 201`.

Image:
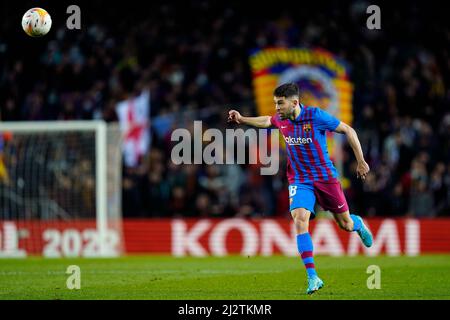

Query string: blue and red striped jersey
270 104 340 184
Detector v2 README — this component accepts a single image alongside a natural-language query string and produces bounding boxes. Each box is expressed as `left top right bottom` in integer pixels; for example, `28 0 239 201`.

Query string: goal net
0 121 123 257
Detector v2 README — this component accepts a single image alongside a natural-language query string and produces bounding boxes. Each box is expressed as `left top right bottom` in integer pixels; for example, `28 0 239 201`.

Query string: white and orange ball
22 8 52 37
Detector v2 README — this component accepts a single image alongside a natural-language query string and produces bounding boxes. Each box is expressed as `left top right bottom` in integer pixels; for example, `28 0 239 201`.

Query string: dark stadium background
1 0 448 219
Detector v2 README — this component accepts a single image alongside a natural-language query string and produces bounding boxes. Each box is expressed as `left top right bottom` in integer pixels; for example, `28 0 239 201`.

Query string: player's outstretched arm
227 110 272 128
334 122 370 180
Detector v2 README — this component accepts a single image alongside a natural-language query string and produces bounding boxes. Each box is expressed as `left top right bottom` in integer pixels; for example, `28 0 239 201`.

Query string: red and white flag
115 90 151 167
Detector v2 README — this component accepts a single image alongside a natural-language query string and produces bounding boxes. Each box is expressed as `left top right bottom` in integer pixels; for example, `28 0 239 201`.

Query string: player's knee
294 216 308 228
292 209 309 222
292 209 310 231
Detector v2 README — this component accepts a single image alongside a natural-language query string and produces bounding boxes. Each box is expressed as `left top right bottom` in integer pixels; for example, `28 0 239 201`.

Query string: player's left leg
332 210 373 248
313 179 373 247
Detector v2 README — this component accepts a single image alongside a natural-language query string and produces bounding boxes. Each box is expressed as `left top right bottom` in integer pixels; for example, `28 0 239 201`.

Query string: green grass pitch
1 255 450 300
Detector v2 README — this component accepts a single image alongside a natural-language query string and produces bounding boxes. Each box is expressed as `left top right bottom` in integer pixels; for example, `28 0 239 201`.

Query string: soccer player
227 82 373 295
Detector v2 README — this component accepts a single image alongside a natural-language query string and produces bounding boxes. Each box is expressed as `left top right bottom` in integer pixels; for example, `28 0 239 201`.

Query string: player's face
274 96 297 120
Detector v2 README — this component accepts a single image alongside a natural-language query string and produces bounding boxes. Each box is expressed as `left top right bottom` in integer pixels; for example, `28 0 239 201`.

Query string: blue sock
296 233 317 278
351 214 362 231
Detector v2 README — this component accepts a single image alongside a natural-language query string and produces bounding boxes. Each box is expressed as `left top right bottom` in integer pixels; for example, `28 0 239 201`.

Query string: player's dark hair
273 83 299 98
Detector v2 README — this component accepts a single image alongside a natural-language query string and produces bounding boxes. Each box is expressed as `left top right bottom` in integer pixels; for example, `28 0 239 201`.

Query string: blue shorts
289 182 317 218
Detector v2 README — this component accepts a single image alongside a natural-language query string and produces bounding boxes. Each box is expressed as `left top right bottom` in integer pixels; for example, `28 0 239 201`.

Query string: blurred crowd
0 0 449 218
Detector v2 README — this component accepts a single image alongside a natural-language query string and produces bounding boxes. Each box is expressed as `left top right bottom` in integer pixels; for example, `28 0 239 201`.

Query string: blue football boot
355 215 373 247
306 276 324 295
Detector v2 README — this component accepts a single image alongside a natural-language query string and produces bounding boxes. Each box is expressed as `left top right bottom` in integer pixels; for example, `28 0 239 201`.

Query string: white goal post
0 120 123 257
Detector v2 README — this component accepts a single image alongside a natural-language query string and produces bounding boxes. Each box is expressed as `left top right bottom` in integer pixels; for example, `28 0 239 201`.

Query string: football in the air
22 8 52 37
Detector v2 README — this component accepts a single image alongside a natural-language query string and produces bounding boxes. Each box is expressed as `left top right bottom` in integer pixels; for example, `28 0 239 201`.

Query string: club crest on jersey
303 123 312 132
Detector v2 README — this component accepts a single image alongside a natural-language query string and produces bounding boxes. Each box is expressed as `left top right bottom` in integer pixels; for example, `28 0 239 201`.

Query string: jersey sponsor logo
284 136 313 145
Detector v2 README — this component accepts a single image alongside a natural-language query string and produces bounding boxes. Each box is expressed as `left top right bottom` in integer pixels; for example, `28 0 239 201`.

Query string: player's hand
227 110 243 124
356 160 370 181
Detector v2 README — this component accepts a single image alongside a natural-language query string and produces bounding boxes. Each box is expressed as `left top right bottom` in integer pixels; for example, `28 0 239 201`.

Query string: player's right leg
289 184 324 294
